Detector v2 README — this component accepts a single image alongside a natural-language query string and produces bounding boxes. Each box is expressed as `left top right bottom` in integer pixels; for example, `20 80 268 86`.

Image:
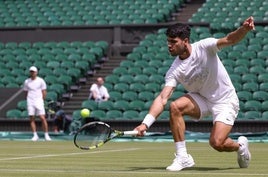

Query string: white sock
33 132 38 137
175 141 188 157
44 132 49 137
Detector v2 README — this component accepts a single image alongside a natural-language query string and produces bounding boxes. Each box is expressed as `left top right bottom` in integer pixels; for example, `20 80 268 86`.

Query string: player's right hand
134 124 147 137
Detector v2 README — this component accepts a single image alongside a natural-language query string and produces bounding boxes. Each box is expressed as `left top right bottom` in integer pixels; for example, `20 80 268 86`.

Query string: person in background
53 110 72 133
23 66 51 141
89 77 110 102
134 16 254 171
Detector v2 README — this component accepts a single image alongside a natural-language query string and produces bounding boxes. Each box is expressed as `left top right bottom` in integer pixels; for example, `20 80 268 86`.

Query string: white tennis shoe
166 154 195 171
31 135 39 141
237 136 251 168
45 135 52 141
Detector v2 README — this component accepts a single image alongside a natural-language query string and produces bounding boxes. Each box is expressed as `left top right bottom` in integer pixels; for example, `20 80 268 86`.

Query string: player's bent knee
169 101 183 114
209 138 224 152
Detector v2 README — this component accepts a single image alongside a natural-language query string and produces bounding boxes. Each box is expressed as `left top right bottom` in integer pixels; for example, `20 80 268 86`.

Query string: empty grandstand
0 0 267 133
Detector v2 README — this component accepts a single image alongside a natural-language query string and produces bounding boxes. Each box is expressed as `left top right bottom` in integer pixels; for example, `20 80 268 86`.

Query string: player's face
29 71 37 78
167 37 187 56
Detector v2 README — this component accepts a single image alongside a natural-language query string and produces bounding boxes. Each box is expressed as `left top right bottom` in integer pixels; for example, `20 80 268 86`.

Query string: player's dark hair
165 23 191 40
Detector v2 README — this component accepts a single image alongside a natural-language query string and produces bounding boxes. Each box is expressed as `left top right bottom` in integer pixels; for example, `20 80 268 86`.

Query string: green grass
0 140 266 177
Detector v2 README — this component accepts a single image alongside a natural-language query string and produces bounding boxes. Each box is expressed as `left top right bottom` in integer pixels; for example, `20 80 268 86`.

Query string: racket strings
75 123 111 149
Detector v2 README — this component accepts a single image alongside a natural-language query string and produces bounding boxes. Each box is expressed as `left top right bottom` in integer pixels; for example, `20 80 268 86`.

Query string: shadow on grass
129 166 238 171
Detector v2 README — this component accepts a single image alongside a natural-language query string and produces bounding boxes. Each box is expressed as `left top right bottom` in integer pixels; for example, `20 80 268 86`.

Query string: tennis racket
73 121 138 150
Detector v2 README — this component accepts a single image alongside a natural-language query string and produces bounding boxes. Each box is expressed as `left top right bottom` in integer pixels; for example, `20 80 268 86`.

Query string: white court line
0 148 140 161
0 169 266 176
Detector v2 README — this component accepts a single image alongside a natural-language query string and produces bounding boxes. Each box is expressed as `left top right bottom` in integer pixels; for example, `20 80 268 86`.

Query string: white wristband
142 114 155 128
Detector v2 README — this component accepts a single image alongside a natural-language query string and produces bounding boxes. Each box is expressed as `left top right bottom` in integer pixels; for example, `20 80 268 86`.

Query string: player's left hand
243 16 255 31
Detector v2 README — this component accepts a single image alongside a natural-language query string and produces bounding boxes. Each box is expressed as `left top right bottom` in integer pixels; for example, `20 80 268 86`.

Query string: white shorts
187 93 239 126
27 103 46 116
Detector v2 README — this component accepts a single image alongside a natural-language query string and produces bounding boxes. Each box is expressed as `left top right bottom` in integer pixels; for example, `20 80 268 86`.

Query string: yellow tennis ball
80 108 90 118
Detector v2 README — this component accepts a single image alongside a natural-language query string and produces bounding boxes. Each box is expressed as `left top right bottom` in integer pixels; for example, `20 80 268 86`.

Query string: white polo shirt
23 77 46 105
165 38 237 104
90 83 110 100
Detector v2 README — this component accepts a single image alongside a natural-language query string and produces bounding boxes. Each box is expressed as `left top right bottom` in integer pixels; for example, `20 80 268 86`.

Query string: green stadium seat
129 83 145 92
119 75 134 84
241 74 257 83
129 100 145 111
90 110 106 119
138 91 154 102
105 75 119 85
128 67 142 76
144 83 161 93
6 109 22 119
242 82 259 92
244 111 261 119
113 100 129 111
234 66 249 75
262 111 268 120
253 91 268 101
106 110 122 119
149 74 164 84
122 91 138 101
133 74 149 84
237 91 252 101
81 100 98 111
112 67 128 76
48 84 65 95
258 73 268 83
261 101 268 112
260 83 268 92
113 83 129 93
17 100 27 111
123 110 139 119
109 91 122 101
44 75 58 85
244 100 262 111
46 91 58 102
143 67 159 75
97 101 114 111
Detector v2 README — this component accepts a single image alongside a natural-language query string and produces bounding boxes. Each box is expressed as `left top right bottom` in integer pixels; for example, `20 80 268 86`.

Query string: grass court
0 140 267 177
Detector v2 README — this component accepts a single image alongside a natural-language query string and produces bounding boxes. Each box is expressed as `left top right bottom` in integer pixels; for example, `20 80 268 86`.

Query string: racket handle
123 130 146 136
123 130 139 136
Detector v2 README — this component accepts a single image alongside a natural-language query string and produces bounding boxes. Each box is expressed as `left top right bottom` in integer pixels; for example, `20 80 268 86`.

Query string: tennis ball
80 108 90 118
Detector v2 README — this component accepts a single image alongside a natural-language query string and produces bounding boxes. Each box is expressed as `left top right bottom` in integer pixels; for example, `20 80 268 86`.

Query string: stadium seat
244 111 262 119
17 100 27 111
90 110 106 119
242 82 259 92
106 110 122 119
244 100 262 111
119 75 134 84
237 91 252 101
6 109 22 119
113 100 130 111
123 110 139 119
122 91 138 101
129 83 145 92
113 83 129 93
253 91 268 101
108 91 122 101
138 91 154 102
129 100 145 111
81 100 98 111
97 101 114 111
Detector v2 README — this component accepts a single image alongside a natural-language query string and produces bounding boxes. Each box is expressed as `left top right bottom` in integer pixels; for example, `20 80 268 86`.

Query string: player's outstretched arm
135 86 174 136
217 16 255 49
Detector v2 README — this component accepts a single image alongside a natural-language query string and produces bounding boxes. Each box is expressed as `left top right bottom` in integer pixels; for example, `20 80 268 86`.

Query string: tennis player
135 16 254 171
23 66 51 141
